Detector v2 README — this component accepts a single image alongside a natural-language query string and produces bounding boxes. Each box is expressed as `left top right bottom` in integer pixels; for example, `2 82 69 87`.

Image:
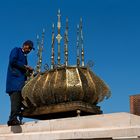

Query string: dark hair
23 40 35 50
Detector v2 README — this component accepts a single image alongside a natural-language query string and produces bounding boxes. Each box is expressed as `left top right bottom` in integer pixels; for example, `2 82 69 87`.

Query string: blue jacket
6 47 27 93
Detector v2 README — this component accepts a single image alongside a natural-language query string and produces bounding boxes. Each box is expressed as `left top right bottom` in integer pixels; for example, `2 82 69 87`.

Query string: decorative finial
76 24 80 67
41 28 45 49
35 29 45 73
58 9 60 14
64 17 69 66
80 18 84 66
56 9 62 66
35 34 41 73
51 23 55 69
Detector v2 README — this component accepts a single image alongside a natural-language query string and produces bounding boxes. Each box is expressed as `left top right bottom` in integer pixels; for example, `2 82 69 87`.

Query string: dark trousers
9 92 22 121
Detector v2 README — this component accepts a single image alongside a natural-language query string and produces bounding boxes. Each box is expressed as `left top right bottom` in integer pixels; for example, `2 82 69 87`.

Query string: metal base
22 101 102 120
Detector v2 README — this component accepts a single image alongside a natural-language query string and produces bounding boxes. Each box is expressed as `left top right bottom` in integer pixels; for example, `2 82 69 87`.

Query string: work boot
7 118 21 126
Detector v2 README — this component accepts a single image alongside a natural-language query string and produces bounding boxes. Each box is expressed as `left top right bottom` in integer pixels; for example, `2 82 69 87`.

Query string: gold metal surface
22 66 110 109
23 101 102 119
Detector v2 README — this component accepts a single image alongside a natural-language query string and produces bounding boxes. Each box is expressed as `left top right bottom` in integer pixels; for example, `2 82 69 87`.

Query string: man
6 40 35 126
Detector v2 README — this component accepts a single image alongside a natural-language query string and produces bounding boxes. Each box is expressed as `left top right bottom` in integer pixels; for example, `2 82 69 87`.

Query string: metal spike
35 35 41 73
76 24 80 67
41 28 45 49
36 34 40 49
56 9 62 66
51 23 55 69
64 17 69 66
35 28 45 73
80 18 84 67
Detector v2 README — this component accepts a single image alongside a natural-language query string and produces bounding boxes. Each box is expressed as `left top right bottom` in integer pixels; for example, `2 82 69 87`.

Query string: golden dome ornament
22 10 111 119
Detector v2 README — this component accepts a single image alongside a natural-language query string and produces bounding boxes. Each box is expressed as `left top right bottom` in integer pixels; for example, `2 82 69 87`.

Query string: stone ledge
0 112 140 140
0 127 140 140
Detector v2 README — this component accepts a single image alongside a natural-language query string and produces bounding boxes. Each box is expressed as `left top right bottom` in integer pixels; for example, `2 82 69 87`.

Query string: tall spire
64 17 69 66
35 29 45 73
80 18 84 67
41 28 45 49
35 35 41 73
56 9 62 66
51 23 55 69
76 24 80 67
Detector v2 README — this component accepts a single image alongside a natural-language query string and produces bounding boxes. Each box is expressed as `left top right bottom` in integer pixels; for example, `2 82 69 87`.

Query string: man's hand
24 65 33 71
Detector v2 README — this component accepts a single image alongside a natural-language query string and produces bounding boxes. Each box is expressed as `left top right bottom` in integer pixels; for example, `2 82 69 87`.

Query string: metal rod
51 23 55 69
64 17 69 66
80 18 84 66
35 28 45 73
35 34 41 73
76 24 80 67
56 9 62 66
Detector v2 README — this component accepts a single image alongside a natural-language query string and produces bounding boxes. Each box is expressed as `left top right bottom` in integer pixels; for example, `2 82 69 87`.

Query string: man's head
22 40 35 54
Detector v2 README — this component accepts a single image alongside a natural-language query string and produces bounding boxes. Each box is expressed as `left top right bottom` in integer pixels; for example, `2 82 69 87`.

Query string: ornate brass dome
22 66 110 108
21 10 111 119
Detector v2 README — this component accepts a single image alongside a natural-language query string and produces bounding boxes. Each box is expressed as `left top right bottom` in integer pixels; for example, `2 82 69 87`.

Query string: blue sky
0 0 140 124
